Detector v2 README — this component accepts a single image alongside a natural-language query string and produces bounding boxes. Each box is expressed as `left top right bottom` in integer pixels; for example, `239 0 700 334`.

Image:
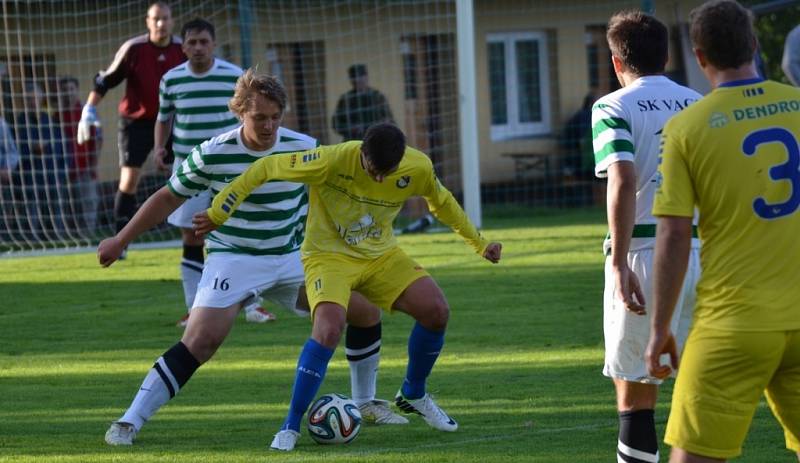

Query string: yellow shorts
302 247 429 315
665 327 800 459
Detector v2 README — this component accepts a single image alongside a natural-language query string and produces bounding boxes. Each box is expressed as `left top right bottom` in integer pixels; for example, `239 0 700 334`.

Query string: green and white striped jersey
168 126 317 256
157 58 242 160
592 75 701 252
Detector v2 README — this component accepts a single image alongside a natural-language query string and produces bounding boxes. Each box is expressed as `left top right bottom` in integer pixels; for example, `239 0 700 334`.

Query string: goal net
1 0 703 255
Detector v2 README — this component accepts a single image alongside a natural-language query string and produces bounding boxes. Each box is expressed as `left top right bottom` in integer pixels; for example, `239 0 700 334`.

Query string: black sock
114 191 137 233
345 323 382 358
182 244 204 267
155 342 201 397
618 409 659 462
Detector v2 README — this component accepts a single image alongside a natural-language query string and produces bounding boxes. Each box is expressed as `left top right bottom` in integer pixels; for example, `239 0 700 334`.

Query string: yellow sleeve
652 123 696 217
207 147 330 225
419 162 489 255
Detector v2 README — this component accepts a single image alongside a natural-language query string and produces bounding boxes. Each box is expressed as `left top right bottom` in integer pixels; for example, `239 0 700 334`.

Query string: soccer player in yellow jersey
645 1 800 461
195 123 502 451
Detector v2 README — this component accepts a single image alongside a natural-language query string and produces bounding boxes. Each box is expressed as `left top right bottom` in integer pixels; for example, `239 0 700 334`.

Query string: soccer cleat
401 214 434 234
104 421 136 446
359 399 409 425
176 313 190 328
395 390 458 432
269 429 300 451
245 307 277 323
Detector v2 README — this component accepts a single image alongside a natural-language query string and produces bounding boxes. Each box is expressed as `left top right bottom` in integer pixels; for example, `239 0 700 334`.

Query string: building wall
473 0 705 184
2 0 706 186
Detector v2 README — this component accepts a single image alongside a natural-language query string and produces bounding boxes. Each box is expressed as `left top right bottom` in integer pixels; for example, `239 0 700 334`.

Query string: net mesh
0 0 725 255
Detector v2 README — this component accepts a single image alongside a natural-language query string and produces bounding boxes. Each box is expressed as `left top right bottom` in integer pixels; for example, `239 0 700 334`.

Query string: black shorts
117 117 155 168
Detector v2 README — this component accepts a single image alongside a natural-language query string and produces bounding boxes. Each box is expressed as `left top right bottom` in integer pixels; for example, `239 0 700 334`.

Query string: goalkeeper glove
77 103 100 145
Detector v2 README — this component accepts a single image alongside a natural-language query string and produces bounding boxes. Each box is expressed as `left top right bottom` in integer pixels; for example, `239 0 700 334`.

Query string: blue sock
401 322 445 400
282 338 334 432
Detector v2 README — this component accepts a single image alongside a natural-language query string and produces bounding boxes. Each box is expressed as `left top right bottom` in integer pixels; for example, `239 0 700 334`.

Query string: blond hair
228 68 287 118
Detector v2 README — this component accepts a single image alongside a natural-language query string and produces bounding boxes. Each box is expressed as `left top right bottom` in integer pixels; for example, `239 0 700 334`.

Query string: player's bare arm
645 215 693 378
607 161 646 314
153 119 173 171
97 187 186 267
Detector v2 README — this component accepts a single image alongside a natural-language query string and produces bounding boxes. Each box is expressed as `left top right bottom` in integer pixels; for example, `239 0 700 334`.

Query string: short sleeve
652 122 696 217
592 99 634 178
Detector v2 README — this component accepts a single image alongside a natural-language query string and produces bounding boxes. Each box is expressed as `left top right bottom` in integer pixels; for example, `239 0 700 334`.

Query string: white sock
346 341 380 406
180 258 203 310
119 359 177 431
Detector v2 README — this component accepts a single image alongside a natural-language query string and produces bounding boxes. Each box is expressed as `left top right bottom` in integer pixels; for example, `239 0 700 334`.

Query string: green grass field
0 208 792 462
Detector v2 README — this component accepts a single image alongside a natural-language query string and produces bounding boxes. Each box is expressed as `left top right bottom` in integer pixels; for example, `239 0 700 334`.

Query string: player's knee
182 329 226 363
312 304 346 348
420 298 449 331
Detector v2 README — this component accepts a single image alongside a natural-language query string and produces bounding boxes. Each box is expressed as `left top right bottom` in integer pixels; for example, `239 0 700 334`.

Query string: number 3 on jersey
742 127 800 219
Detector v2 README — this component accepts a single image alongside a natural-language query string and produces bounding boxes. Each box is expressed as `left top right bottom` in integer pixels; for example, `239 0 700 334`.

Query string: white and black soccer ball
307 393 362 444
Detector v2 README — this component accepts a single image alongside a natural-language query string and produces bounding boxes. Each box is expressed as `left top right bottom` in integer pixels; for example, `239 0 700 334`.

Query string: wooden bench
502 152 553 182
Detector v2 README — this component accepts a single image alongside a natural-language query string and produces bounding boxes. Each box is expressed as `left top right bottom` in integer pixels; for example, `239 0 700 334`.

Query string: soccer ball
307 393 362 444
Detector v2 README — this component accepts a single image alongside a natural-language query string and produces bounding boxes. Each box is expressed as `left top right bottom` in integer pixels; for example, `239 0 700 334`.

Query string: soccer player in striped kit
153 18 273 326
592 11 702 463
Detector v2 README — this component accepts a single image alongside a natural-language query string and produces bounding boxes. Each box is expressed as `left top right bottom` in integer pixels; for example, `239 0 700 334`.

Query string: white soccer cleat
269 429 300 451
359 399 409 425
104 421 136 446
245 307 277 323
395 391 458 432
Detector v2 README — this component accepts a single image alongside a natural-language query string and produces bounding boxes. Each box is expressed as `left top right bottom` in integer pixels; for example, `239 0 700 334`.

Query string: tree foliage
742 0 800 83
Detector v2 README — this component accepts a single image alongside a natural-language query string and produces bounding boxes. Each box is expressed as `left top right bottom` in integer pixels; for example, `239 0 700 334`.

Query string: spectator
13 81 67 237
0 117 19 242
57 76 102 232
782 24 800 85
560 91 595 180
332 64 394 141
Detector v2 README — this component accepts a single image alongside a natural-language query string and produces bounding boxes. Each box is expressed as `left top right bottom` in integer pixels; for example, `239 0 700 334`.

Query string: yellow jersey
208 141 489 260
653 78 800 331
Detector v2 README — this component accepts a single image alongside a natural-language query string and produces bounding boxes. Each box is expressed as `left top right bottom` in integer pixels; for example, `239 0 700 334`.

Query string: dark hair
362 123 406 172
58 76 79 89
181 18 215 41
690 0 755 70
348 64 368 79
229 68 287 116
606 10 668 75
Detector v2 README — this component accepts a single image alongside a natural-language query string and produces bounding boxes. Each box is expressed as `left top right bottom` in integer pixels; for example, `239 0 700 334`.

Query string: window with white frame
487 31 551 141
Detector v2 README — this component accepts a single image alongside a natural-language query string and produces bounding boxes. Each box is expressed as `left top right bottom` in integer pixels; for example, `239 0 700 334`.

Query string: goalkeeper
77 2 184 246
195 123 503 451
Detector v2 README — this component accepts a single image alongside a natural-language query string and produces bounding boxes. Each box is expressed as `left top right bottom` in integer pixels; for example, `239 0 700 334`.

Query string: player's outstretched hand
645 328 679 379
97 237 124 267
483 242 502 263
192 210 218 237
77 103 100 145
154 147 171 171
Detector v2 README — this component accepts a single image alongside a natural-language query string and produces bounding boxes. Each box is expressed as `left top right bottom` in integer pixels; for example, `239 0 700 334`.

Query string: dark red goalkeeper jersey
93 34 185 121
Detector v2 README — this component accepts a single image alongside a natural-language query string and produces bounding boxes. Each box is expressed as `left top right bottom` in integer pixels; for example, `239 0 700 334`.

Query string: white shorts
193 250 305 312
603 247 700 384
167 160 211 228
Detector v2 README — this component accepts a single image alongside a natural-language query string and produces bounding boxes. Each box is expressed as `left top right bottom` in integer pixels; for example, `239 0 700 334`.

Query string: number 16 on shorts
213 277 230 291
